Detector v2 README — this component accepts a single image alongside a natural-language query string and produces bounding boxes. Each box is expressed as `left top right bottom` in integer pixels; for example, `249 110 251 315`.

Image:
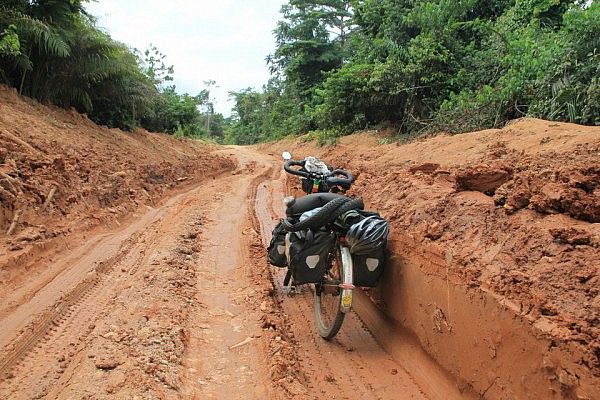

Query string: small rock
179 247 194 255
95 359 118 370
425 222 443 240
557 368 577 388
103 331 119 341
409 163 440 174
9 243 24 251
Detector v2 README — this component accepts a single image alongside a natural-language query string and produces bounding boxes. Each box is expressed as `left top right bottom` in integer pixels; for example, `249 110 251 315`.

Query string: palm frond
16 14 70 57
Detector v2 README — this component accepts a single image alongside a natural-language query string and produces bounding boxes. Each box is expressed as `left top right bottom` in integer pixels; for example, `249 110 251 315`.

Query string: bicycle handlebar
283 159 354 188
283 159 309 177
326 169 354 188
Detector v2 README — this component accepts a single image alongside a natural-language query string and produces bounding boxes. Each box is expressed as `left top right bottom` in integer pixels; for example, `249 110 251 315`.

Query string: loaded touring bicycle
268 152 390 339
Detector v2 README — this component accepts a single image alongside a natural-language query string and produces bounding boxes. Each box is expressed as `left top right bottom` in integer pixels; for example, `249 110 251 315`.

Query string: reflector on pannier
288 229 335 284
352 247 386 287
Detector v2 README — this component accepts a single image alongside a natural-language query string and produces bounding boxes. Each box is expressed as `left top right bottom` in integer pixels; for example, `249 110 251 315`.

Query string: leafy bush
228 0 598 144
0 1 224 137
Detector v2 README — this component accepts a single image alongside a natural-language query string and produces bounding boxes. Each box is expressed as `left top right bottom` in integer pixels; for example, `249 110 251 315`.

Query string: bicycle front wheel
314 245 347 340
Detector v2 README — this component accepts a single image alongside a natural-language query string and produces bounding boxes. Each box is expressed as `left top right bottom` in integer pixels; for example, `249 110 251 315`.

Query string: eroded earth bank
261 119 600 399
0 86 598 399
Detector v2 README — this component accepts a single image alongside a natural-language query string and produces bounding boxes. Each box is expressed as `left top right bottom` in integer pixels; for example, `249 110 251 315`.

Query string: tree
140 44 174 89
202 79 217 135
0 0 159 130
227 88 267 144
269 0 351 97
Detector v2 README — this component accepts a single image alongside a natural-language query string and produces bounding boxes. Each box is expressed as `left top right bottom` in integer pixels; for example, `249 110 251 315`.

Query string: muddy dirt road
0 146 458 399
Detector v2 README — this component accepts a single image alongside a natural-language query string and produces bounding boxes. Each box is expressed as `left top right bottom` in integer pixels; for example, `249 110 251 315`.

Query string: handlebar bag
288 229 335 284
352 247 386 287
267 219 288 268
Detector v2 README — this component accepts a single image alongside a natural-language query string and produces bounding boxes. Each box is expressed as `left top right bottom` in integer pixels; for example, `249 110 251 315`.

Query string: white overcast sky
85 0 285 116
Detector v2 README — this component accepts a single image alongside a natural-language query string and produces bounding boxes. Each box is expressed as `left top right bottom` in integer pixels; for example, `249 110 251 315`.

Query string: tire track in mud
0 227 146 380
179 174 273 400
0 172 246 398
0 174 222 378
0 219 165 397
252 158 430 399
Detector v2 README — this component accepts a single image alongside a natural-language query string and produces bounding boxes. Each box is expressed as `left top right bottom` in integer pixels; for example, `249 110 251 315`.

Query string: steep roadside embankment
260 118 600 399
0 85 235 319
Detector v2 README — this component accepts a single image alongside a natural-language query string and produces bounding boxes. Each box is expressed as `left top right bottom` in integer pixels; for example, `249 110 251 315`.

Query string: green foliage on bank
0 0 226 139
228 0 599 144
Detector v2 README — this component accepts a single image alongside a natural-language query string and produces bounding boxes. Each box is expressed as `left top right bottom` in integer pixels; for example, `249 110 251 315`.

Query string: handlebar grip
326 169 354 188
284 159 309 177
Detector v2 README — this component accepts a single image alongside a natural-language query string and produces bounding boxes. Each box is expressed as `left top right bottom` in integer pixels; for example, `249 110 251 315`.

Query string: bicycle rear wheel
314 245 346 340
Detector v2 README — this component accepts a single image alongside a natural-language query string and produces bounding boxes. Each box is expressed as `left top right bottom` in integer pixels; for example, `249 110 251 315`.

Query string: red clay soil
261 118 600 399
1 82 599 400
0 87 443 400
0 84 234 285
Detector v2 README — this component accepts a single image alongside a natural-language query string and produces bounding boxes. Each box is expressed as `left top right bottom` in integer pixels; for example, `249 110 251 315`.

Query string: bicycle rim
314 245 345 340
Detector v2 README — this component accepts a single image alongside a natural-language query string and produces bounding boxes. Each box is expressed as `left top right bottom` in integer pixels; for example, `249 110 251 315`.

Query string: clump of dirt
488 146 600 223
0 84 234 272
455 164 512 194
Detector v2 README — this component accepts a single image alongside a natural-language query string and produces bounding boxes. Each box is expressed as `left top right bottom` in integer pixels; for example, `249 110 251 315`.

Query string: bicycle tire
283 197 363 232
329 197 364 223
314 244 346 339
282 197 349 232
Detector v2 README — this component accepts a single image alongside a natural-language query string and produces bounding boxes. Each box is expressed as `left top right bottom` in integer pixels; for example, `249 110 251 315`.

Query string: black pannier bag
345 211 389 287
352 247 386 287
267 219 288 268
288 229 335 284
